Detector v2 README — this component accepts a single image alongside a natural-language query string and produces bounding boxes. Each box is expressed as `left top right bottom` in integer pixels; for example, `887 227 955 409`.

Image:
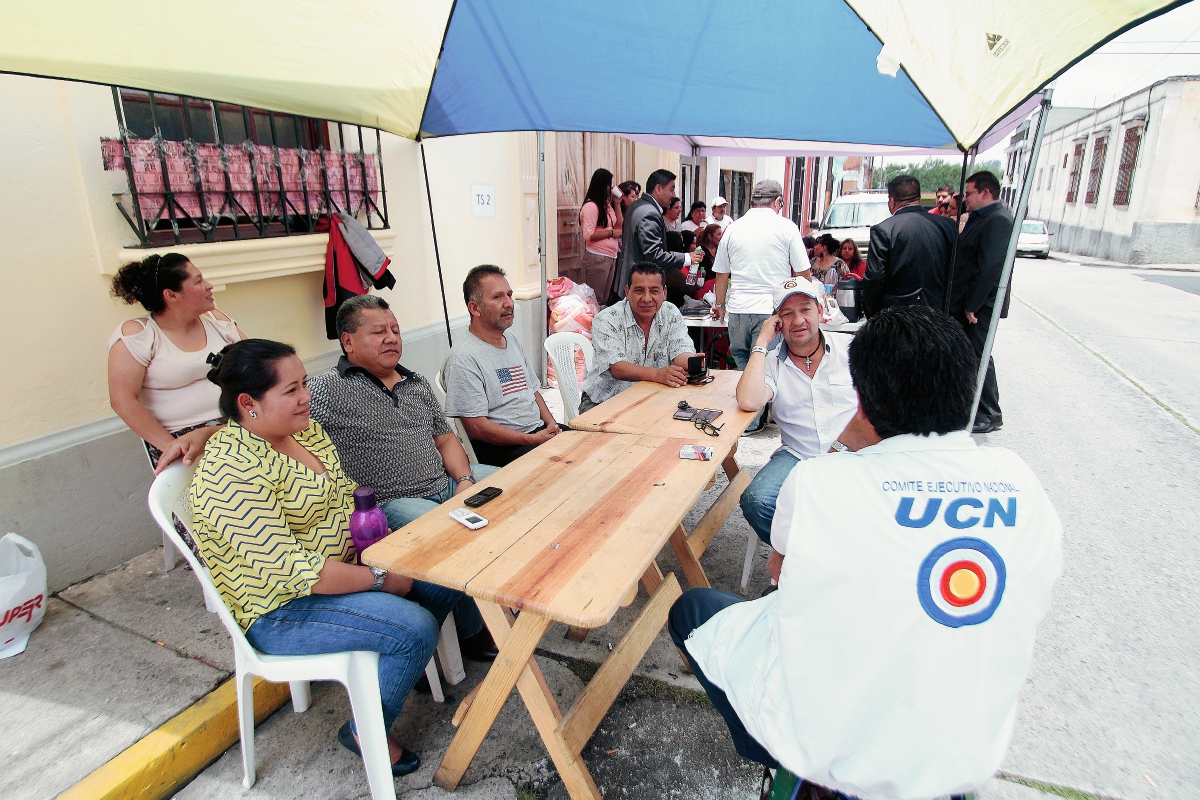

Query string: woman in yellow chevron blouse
190 339 462 776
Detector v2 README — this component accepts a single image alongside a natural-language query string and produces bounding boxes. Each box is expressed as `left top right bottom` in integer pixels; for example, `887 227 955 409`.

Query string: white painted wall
1025 77 1200 263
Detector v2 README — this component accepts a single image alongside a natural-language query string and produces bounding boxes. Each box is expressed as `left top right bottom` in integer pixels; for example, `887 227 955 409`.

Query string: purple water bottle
349 487 390 561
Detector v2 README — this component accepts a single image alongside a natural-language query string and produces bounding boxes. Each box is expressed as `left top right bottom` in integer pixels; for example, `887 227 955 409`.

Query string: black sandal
337 721 420 777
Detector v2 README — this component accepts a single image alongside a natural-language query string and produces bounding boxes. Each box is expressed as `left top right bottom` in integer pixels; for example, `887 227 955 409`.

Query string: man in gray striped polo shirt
309 294 499 661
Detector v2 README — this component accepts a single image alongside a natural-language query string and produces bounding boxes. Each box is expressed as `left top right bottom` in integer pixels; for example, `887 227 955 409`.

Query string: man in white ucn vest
669 306 1062 800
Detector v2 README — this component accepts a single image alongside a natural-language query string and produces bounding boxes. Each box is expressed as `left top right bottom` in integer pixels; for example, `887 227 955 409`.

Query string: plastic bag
546 277 599 387
547 277 599 335
0 534 47 659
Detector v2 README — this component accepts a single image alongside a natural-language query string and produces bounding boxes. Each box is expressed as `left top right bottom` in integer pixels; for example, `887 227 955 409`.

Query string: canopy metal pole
942 148 972 314
537 130 549 387
420 141 454 349
969 87 1054 423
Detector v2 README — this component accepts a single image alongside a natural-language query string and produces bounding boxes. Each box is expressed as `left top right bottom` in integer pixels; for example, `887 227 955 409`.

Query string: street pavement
978 256 1200 798
5 258 1198 799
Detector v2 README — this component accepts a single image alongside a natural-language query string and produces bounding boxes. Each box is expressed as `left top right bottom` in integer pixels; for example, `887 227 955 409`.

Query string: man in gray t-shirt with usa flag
443 265 561 466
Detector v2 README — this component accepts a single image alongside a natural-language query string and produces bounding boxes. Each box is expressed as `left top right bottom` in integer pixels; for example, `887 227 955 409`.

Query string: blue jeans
669 588 779 769
727 313 770 370
246 585 456 729
740 449 801 545
380 466 502 529
728 313 777 429
380 465 501 640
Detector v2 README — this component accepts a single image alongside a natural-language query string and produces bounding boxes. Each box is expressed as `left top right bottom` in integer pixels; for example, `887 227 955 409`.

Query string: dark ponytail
110 253 191 313
206 339 298 421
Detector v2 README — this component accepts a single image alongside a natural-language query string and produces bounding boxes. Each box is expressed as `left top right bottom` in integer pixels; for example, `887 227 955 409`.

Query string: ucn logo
895 497 1016 529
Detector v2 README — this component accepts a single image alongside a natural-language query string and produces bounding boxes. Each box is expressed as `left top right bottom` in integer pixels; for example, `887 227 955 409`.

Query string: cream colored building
1025 76 1200 264
0 73 678 590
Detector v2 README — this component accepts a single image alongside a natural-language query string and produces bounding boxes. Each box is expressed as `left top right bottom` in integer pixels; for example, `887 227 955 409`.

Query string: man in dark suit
949 170 1014 434
613 169 701 302
862 175 955 317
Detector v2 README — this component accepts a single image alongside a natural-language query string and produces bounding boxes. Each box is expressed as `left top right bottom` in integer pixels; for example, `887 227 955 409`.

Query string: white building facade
1025 76 1200 264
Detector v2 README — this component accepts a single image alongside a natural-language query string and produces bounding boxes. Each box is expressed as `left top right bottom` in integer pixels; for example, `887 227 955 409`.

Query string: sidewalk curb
58 677 291 800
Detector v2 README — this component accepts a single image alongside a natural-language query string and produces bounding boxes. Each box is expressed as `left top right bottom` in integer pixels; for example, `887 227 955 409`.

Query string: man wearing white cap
670 307 1062 799
734 278 859 545
705 196 732 230
712 180 817 435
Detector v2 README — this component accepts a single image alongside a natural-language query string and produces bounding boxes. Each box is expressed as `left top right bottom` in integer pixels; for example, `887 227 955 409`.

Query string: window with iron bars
103 88 389 247
1084 136 1108 205
788 157 806 227
1065 141 1085 203
1112 126 1143 207
721 170 754 219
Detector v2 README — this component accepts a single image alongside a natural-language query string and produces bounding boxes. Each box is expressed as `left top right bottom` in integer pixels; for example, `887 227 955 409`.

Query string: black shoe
461 628 499 662
971 414 1003 434
413 674 432 694
742 405 770 436
337 721 421 776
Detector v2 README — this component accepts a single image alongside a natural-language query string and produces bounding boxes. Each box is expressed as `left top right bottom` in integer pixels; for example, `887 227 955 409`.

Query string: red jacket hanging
316 216 395 339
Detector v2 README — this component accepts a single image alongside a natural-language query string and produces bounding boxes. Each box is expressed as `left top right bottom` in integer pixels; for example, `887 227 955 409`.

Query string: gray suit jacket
614 194 688 299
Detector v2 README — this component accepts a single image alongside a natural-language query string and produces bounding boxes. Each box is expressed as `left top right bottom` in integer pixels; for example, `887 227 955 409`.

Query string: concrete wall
1027 77 1200 264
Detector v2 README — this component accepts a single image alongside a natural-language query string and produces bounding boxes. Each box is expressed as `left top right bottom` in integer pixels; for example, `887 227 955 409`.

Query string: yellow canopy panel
848 0 1182 146
0 0 454 138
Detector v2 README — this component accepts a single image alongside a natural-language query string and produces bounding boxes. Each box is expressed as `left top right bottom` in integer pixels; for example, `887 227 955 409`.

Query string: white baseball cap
710 196 728 207
772 277 821 312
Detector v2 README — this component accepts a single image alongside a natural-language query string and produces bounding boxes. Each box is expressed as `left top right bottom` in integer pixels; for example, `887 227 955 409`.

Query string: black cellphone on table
464 486 503 508
687 354 713 385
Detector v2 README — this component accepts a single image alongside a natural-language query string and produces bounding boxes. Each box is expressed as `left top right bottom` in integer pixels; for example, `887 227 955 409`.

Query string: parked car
1017 220 1051 259
815 191 891 255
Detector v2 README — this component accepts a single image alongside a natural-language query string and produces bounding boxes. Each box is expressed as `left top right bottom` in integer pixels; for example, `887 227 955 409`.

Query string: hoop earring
249 410 257 418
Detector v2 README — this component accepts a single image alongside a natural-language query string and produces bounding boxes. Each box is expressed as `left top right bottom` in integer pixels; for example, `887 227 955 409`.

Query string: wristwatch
368 566 388 591
456 474 476 485
830 440 851 453
751 345 769 356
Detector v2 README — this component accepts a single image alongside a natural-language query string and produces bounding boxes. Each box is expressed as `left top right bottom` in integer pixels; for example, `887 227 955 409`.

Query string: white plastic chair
142 446 186 573
434 370 479 463
543 332 593 422
148 463 448 799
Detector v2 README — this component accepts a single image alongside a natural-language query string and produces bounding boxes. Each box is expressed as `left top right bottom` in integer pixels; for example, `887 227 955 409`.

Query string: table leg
565 625 589 641
433 606 552 791
722 441 741 479
641 561 664 595
641 561 690 672
685 467 751 560
479 604 602 800
670 523 711 589
559 573 682 755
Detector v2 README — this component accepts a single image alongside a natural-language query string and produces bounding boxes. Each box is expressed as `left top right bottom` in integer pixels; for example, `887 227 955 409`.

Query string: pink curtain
101 138 381 224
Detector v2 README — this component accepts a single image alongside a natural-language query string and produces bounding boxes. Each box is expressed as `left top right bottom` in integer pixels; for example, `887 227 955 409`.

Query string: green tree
873 158 1003 192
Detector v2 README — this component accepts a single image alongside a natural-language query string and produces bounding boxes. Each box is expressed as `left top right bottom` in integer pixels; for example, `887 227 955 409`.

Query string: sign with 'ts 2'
472 184 496 217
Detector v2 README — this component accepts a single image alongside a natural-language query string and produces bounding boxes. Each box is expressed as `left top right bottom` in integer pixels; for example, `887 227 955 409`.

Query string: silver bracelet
751 346 769 356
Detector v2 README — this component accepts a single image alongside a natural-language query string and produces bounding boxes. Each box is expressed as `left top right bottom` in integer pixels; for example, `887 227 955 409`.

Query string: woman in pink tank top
107 253 245 473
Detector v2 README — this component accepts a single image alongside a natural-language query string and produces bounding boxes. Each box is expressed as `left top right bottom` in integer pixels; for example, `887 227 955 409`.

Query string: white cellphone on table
449 507 488 530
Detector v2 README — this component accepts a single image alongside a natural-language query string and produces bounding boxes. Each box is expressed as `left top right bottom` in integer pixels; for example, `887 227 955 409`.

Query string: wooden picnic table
362 377 756 800
570 371 756 587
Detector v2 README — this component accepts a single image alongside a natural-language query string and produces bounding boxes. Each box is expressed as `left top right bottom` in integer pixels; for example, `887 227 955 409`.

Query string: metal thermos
836 276 862 322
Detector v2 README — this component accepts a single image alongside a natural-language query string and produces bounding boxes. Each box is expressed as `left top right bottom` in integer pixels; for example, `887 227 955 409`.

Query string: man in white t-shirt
705 196 732 230
669 307 1062 800
735 279 859 544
